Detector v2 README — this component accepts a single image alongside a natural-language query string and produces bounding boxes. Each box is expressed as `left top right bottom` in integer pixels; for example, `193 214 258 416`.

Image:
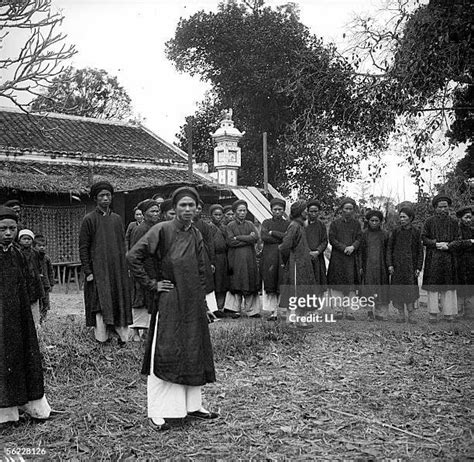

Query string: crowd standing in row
1 186 472 431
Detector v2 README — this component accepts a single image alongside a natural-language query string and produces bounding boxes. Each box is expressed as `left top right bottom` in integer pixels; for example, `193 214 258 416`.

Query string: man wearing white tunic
127 186 217 431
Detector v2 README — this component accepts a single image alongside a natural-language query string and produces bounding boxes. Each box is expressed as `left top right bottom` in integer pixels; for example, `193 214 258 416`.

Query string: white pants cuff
0 395 51 423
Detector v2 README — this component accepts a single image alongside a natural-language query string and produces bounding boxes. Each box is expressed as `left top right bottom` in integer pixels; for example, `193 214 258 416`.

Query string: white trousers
262 282 279 313
147 313 201 419
0 395 51 423
427 290 457 316
94 313 129 342
224 292 261 316
130 308 150 330
31 301 40 328
206 292 218 313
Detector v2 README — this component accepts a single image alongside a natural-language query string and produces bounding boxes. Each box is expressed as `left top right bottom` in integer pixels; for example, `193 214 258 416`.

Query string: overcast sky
43 0 371 140
1 0 461 201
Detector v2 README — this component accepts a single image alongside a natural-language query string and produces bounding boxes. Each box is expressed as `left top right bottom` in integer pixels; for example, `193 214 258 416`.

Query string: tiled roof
0 107 187 164
0 159 214 194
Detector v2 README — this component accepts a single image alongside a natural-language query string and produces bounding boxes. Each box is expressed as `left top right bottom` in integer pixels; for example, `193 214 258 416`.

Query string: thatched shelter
0 107 223 264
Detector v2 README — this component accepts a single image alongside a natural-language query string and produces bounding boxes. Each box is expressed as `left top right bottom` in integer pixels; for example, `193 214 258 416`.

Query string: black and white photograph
0 0 472 459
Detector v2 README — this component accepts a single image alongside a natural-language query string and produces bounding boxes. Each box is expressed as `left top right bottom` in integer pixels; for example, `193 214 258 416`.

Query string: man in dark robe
223 205 234 225
160 199 176 221
327 197 362 320
129 200 161 341
0 206 51 425
79 181 132 344
261 198 289 319
208 204 229 314
279 201 317 329
387 207 423 323
125 206 144 251
127 186 217 432
224 199 261 317
422 194 460 322
194 200 219 317
452 206 474 318
359 210 390 321
3 199 25 234
305 199 328 294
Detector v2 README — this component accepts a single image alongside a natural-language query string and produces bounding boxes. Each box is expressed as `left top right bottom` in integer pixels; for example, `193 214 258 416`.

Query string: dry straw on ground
1 295 472 460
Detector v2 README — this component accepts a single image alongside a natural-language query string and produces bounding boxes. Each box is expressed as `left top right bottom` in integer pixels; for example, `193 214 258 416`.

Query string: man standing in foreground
127 186 217 431
0 206 51 425
79 181 132 345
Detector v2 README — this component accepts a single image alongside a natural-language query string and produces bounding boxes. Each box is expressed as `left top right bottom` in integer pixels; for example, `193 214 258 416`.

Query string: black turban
4 199 21 208
365 209 384 222
223 205 233 214
307 198 320 209
90 181 114 199
339 197 357 209
209 204 224 215
399 207 415 221
232 199 247 212
270 198 286 210
160 198 174 214
456 205 473 218
137 199 159 213
432 194 452 208
171 186 200 206
0 206 18 222
290 200 307 219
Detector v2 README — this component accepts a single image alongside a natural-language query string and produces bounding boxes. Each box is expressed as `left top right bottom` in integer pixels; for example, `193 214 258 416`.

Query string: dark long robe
129 221 158 314
261 217 289 294
38 253 55 291
194 218 215 294
421 215 459 290
359 228 390 303
387 225 423 304
452 222 474 297
225 219 260 294
125 221 140 251
79 208 132 327
304 219 328 290
279 219 316 307
0 245 45 407
20 247 45 303
327 217 362 292
209 222 229 294
127 219 216 386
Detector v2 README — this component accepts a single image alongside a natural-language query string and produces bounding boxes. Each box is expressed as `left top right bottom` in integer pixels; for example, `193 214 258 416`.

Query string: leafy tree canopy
167 1 382 205
349 0 473 191
31 66 134 120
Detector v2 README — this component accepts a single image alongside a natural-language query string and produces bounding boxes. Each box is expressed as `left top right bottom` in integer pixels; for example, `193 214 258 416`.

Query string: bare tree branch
0 0 76 109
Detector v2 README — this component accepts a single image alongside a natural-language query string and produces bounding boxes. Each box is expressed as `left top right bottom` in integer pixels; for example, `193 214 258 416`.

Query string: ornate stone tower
211 109 244 186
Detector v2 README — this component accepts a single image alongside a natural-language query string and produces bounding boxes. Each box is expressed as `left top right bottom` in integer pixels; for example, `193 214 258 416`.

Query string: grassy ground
1 293 472 460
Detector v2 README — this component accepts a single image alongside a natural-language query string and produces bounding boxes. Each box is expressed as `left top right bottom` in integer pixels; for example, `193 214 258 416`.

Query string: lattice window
21 205 86 264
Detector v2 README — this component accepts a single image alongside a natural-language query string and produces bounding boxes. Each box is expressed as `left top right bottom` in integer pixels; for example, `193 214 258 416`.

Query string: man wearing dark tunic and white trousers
0 206 51 425
79 181 132 344
224 199 261 317
127 186 217 431
421 194 460 322
327 197 362 320
260 198 289 319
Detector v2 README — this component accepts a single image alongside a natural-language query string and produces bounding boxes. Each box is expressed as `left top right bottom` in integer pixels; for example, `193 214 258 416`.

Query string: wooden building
0 107 226 265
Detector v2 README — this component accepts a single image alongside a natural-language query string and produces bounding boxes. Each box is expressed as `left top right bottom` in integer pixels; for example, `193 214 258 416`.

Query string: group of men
1 182 472 430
